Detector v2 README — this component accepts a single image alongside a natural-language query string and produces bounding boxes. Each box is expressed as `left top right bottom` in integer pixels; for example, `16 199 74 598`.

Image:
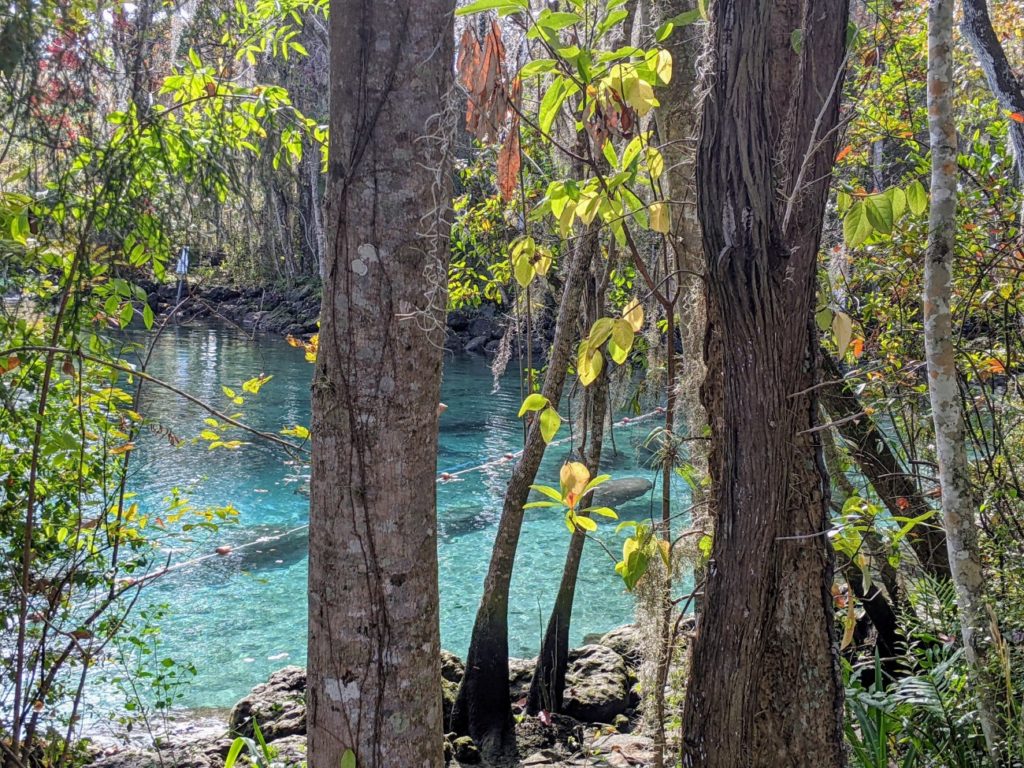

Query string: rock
441 649 465 683
594 625 642 671
508 657 536 704
592 478 653 507
465 335 489 354
261 734 307 766
562 645 629 724
469 316 498 338
442 678 459 731
590 733 655 766
228 666 306 740
515 713 583 760
452 736 481 765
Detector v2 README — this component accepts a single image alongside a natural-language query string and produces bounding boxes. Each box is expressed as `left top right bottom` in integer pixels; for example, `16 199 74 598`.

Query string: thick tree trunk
924 0 1005 759
307 3 454 768
961 0 1024 194
453 225 598 765
679 0 848 764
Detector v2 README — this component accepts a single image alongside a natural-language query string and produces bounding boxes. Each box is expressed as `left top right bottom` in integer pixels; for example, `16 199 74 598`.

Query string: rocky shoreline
142 280 549 357
89 626 660 768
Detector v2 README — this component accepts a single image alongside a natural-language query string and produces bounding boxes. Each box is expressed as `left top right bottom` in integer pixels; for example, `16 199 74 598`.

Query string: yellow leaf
654 49 672 85
645 148 664 180
832 310 853 358
649 202 670 233
560 461 591 504
623 299 644 332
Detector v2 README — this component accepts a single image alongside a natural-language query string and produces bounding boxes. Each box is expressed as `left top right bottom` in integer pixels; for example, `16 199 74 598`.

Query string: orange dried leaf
851 338 864 358
0 355 20 375
835 144 853 162
1009 112 1024 123
496 127 521 202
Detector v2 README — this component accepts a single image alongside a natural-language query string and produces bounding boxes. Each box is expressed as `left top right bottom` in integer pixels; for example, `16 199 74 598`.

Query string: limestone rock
228 666 306 741
562 645 629 724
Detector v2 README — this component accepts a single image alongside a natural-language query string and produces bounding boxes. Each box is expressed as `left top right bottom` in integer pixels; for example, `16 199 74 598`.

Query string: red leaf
1009 112 1024 124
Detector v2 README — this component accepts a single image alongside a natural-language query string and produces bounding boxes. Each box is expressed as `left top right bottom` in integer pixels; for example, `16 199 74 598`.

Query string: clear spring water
118 323 684 710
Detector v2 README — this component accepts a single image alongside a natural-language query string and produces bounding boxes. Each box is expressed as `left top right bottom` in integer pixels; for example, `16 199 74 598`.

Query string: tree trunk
961 0 1024 194
924 0 1005 759
819 351 950 580
526 257 610 716
680 0 848 764
307 2 453 767
453 225 598 765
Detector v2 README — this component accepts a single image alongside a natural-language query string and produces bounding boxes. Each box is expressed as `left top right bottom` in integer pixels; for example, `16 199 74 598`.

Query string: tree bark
453 225 598 765
924 0 1005 759
307 3 454 767
679 0 849 764
961 0 1024 193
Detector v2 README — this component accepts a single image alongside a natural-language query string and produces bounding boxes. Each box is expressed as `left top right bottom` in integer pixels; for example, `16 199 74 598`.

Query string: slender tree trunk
961 0 1024 195
924 0 1005 759
679 0 849 764
819 351 950 580
453 225 598 765
527 258 610 716
307 3 454 767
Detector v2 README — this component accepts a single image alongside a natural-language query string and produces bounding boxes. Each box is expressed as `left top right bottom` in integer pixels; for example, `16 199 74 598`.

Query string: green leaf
530 484 566 503
534 10 582 32
539 406 561 443
572 514 598 532
224 738 246 768
906 180 928 215
341 749 357 768
142 303 155 330
281 424 311 439
864 193 894 234
520 59 558 77
118 303 135 329
815 307 834 332
524 500 560 509
588 317 615 347
843 201 872 248
518 393 549 417
456 0 528 16
889 186 907 221
582 506 618 519
514 255 535 287
539 78 574 135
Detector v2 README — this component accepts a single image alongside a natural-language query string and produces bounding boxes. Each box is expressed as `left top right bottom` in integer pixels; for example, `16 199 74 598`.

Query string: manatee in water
591 477 654 507
225 525 309 570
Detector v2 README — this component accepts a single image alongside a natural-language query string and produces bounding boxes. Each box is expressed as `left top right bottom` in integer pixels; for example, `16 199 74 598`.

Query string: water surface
119 324 679 709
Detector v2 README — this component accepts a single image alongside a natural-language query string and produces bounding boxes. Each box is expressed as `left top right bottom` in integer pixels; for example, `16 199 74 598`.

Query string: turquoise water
120 324 680 710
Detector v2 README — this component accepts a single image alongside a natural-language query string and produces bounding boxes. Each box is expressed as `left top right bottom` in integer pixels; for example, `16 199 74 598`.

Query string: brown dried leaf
496 127 521 202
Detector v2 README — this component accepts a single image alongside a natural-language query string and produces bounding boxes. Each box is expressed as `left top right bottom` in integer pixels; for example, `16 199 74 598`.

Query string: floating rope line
147 407 667 577
434 406 665 482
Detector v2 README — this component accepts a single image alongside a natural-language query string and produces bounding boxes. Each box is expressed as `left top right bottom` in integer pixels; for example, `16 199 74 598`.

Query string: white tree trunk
923 0 1004 760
